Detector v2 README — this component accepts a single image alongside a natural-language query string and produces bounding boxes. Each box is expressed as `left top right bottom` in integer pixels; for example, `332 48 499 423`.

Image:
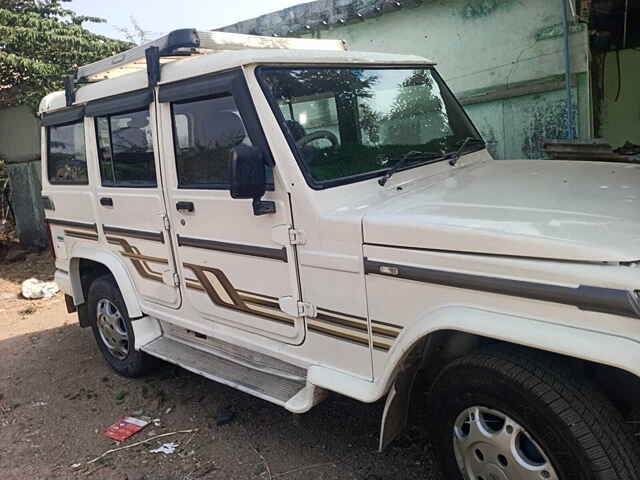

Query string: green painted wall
0 105 40 163
0 105 46 247
308 0 591 159
600 49 640 149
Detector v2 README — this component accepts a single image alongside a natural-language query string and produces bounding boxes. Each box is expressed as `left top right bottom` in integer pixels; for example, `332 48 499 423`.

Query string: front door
157 70 304 344
89 91 180 309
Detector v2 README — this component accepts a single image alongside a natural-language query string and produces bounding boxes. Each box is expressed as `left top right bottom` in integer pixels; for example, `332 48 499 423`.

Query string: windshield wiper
448 137 486 166
377 138 486 186
378 150 443 186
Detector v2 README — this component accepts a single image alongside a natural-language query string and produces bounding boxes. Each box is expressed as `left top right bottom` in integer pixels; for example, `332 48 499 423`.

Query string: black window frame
255 64 484 190
94 106 158 188
159 68 275 191
169 93 241 190
46 118 89 186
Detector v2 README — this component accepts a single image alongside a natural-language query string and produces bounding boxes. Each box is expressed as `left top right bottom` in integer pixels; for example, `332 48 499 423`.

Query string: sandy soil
0 251 442 480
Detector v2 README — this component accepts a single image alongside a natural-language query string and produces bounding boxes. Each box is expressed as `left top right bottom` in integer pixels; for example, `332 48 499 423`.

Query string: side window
95 108 157 187
171 95 253 189
47 120 88 185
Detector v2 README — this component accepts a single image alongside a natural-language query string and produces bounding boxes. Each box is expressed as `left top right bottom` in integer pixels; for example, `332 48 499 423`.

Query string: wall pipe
623 0 629 49
562 0 575 139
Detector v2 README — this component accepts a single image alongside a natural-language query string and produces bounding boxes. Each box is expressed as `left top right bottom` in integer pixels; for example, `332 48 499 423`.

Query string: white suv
40 29 640 480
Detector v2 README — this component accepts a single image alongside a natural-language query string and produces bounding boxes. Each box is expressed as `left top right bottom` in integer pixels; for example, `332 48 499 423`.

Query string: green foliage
0 0 133 110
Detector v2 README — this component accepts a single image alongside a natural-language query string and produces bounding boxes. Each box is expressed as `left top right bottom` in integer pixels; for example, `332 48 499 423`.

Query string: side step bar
141 336 326 412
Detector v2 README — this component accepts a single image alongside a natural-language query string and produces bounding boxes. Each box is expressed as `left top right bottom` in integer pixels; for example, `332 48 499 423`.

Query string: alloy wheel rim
96 298 129 360
453 406 558 480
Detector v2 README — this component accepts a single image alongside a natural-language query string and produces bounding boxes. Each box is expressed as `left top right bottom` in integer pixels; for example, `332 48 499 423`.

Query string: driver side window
171 95 253 189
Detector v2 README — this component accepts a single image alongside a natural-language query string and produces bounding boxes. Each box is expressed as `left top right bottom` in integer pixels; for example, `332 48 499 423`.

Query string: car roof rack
64 29 347 106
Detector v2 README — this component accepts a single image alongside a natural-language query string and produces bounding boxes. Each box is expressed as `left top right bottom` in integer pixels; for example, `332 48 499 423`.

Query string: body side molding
177 235 288 262
46 218 97 231
364 258 640 319
103 225 165 243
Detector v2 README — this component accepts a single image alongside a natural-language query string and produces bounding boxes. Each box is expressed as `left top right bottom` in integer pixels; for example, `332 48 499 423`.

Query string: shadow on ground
0 311 443 480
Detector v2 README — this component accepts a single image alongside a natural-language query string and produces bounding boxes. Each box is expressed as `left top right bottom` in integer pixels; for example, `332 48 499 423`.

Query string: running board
141 336 326 412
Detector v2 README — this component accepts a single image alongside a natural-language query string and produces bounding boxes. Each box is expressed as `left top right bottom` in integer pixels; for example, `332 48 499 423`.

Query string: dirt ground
0 250 442 480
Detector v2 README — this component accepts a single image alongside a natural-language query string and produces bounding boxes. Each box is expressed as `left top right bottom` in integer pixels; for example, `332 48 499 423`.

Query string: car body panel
364 159 640 262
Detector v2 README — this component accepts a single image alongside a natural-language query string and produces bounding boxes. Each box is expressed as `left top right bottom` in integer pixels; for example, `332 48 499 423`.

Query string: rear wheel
88 275 155 377
426 346 640 480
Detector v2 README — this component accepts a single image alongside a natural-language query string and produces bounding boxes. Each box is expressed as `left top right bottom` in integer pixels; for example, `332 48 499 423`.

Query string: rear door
87 89 181 309
157 70 304 344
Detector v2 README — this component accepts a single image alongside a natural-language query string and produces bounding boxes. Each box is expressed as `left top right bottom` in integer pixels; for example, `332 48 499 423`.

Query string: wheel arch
68 247 143 320
376 305 640 450
383 305 640 393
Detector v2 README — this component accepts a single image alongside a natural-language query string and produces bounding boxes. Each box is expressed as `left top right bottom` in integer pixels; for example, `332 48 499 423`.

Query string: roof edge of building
216 0 425 37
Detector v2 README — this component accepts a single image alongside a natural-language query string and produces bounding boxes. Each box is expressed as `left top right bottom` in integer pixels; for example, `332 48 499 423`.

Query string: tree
115 16 154 46
0 0 133 109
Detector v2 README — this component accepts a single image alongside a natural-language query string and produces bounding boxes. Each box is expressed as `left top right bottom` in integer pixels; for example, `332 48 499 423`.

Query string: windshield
258 66 483 188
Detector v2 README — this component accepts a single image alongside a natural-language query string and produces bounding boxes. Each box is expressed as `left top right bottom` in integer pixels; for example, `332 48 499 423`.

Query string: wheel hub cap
96 298 129 360
453 406 558 480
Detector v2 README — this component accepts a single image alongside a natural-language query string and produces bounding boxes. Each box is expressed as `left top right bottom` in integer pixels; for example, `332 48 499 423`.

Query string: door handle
100 197 113 207
176 201 194 213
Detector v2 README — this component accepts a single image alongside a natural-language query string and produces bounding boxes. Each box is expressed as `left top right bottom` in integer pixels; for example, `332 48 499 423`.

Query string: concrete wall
600 48 640 149
0 105 40 162
0 105 46 248
309 0 591 159
222 0 591 159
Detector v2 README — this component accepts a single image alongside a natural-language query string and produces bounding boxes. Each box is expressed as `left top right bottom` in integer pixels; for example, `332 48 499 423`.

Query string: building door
89 89 181 309
158 70 304 344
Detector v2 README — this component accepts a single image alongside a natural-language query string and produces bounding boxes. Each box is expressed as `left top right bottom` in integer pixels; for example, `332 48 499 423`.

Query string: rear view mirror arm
252 198 276 216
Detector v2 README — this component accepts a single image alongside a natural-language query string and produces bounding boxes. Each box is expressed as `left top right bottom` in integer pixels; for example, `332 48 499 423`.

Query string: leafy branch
0 0 133 110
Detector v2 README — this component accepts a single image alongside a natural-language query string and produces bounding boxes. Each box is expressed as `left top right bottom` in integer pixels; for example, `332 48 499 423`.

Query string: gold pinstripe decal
108 236 167 283
62 227 403 351
184 265 403 353
184 263 296 326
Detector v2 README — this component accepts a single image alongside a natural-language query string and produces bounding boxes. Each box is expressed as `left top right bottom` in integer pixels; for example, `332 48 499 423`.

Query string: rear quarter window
47 120 88 185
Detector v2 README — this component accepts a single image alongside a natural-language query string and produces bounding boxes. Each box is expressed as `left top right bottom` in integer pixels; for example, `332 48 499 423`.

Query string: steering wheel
295 130 339 149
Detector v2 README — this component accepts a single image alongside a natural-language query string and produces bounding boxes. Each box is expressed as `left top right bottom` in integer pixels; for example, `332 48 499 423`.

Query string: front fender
307 305 640 402
68 246 143 319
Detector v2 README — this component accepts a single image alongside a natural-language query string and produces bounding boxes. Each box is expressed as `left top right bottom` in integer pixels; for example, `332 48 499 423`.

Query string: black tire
88 275 155 377
427 345 640 480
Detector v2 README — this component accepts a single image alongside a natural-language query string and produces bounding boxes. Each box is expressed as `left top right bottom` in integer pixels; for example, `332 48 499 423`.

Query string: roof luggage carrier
64 29 347 105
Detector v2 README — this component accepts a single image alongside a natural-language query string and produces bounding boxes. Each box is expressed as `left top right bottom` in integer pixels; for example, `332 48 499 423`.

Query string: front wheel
427 346 640 480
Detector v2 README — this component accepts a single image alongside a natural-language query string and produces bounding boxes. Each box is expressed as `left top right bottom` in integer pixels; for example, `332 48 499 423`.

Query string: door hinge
278 296 316 318
297 301 316 318
172 272 180 287
271 225 306 247
288 228 306 245
161 214 171 231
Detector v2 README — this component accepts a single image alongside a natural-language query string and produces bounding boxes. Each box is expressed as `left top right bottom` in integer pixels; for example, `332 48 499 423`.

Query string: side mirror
229 144 275 216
